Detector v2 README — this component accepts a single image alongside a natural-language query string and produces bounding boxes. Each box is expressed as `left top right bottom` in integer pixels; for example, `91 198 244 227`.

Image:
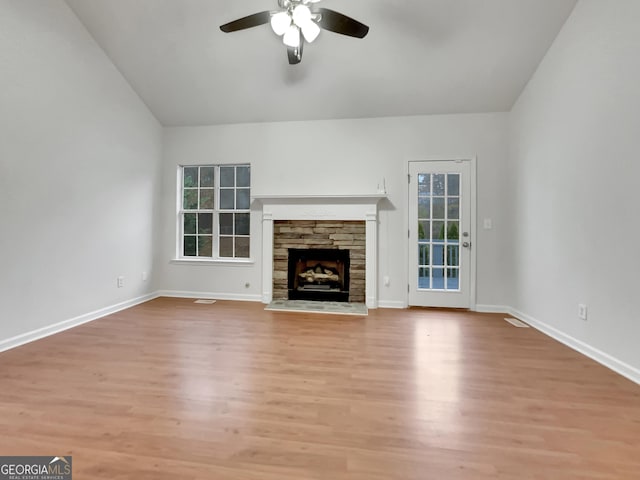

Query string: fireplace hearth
288 249 350 302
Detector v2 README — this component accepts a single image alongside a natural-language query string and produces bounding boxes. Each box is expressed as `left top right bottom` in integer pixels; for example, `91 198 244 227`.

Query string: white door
408 160 474 308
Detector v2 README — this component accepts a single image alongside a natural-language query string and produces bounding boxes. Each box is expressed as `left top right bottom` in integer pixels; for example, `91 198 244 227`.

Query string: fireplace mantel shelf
252 194 387 204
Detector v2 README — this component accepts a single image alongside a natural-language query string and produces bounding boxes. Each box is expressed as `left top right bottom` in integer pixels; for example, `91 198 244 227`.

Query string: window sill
170 258 255 266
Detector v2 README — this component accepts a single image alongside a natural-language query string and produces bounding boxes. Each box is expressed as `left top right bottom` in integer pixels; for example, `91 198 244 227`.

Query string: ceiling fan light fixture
270 11 292 36
283 25 301 48
220 0 370 65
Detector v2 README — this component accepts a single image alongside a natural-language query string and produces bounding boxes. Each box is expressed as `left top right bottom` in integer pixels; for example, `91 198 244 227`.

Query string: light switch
483 218 493 229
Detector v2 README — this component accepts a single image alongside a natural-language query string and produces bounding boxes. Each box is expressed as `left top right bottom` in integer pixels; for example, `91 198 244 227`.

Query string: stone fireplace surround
253 194 385 308
275 222 363 303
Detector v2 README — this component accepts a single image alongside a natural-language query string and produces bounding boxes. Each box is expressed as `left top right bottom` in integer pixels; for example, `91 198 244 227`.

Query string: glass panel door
417 173 460 291
409 160 473 308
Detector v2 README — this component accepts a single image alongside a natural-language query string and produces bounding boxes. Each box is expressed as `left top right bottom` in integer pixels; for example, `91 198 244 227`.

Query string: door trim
406 157 477 310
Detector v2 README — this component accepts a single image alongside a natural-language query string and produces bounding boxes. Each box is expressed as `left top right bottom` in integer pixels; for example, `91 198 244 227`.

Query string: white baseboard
0 292 158 354
509 308 640 386
156 290 262 302
475 304 511 313
377 300 407 309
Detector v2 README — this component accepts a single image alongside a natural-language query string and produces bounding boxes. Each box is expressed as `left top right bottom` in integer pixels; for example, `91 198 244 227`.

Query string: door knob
462 241 471 248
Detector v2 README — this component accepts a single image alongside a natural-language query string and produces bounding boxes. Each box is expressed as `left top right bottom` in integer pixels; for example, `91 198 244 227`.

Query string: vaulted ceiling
65 0 577 126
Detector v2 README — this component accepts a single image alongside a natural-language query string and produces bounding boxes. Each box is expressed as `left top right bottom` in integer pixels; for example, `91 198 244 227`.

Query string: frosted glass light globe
283 25 301 48
292 5 312 27
270 11 291 36
301 21 320 43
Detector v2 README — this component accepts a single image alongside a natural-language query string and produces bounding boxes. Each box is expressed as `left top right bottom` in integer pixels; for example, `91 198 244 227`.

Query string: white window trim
170 258 255 266
176 164 251 262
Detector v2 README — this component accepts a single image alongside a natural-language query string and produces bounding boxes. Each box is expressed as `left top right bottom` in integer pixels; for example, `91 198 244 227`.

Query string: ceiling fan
219 0 369 65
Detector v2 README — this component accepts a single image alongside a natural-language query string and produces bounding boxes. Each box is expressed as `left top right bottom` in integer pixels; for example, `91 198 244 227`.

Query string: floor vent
194 299 216 304
504 317 529 328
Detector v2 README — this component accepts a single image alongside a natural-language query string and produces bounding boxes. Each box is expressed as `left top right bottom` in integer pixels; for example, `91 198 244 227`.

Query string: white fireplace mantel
252 193 386 201
253 194 386 308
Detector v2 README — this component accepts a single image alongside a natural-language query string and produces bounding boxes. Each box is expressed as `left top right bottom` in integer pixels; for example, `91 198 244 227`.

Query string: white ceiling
64 0 577 126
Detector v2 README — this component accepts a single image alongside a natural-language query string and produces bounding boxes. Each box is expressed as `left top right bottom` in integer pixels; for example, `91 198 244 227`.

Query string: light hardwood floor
1 297 638 479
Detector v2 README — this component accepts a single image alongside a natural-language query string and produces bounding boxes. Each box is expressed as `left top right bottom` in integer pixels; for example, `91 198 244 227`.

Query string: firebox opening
288 248 350 302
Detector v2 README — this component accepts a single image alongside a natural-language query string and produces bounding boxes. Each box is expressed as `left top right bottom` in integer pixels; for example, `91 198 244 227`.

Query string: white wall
509 0 640 377
160 113 510 307
0 0 162 344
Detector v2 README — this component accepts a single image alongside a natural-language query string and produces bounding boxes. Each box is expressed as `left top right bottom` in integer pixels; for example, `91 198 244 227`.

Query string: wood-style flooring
0 297 639 479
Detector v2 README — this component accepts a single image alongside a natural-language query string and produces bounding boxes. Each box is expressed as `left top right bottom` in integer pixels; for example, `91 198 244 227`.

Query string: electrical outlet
578 303 587 320
383 276 390 286
117 276 124 288
142 271 148 282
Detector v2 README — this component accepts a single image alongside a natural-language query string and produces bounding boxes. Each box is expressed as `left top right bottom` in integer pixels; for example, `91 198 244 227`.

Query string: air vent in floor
504 317 529 328
194 299 216 304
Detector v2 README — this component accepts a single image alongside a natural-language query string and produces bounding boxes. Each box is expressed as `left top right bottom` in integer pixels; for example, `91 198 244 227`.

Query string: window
179 164 250 259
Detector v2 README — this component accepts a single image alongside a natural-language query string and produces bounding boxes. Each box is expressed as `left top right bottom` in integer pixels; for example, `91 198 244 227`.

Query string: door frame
406 157 477 310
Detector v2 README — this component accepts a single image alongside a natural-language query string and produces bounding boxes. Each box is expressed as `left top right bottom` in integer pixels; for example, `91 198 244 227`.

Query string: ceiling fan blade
220 11 271 33
287 41 304 65
316 8 369 39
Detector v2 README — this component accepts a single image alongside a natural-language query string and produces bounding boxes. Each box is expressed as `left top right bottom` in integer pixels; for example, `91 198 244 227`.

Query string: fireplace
253 194 385 308
288 248 350 302
272 220 365 303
